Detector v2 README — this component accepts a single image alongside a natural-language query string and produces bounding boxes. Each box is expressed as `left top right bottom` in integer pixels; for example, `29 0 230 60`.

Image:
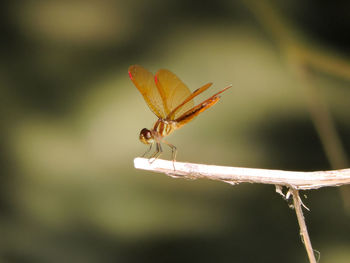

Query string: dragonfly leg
149 142 162 163
163 140 177 170
142 143 153 157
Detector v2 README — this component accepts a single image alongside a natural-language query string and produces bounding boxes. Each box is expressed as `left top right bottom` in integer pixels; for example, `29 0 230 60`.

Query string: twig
134 158 350 190
134 158 350 262
291 189 317 263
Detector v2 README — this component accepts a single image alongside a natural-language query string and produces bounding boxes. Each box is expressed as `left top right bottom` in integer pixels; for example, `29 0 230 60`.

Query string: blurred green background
1 0 350 262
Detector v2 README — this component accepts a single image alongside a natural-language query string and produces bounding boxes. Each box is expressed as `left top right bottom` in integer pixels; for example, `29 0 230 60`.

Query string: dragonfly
129 65 231 164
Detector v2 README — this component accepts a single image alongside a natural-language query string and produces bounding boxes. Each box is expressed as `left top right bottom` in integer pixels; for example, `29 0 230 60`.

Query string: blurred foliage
0 0 350 262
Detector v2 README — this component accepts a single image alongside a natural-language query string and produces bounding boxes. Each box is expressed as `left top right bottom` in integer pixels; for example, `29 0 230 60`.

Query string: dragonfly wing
129 65 166 118
175 85 232 128
175 96 220 129
167 82 212 120
155 69 194 119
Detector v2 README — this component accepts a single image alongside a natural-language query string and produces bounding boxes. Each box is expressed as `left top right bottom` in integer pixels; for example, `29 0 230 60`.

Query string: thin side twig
292 189 317 263
134 158 350 190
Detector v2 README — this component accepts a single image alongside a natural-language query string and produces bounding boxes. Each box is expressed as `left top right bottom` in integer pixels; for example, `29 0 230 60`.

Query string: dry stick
134 158 350 263
292 189 317 263
134 158 350 190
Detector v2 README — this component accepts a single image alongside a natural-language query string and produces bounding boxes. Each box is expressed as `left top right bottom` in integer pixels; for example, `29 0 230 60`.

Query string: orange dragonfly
129 65 231 163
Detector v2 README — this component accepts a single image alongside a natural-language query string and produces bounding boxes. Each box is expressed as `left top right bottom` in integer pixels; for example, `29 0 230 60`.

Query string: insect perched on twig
129 65 231 165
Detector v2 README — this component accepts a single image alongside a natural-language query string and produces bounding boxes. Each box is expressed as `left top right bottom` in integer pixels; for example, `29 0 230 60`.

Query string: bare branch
134 158 350 190
134 157 350 262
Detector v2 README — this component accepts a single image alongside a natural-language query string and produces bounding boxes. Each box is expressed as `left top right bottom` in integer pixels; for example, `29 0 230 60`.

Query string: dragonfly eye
139 128 153 144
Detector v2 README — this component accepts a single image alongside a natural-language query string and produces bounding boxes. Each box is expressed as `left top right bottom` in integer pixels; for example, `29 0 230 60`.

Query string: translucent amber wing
174 85 232 129
155 69 194 119
128 65 166 118
167 82 212 120
175 96 220 129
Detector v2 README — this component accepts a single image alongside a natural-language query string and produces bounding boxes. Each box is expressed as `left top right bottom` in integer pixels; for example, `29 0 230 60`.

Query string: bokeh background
1 0 350 262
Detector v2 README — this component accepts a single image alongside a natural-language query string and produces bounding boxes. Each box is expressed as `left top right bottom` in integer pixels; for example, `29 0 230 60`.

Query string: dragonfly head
139 128 154 144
